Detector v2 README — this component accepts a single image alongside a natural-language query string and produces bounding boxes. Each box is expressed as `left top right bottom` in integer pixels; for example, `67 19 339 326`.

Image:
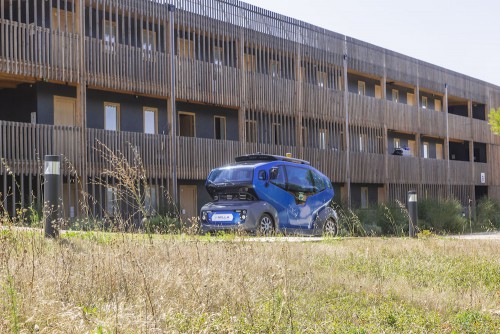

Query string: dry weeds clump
1 228 499 333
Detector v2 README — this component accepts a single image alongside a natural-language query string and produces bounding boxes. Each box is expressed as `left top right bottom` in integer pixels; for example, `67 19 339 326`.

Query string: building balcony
419 108 446 138
0 121 171 178
245 72 298 115
387 155 420 184
0 19 79 83
85 37 168 97
177 58 241 107
448 113 472 141
299 82 344 119
350 152 384 184
421 158 447 185
385 101 419 134
348 93 384 127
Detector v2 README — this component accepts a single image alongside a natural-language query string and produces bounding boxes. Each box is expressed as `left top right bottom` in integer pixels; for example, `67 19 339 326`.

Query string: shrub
352 204 408 237
146 214 199 235
475 198 500 230
418 198 466 234
375 203 409 236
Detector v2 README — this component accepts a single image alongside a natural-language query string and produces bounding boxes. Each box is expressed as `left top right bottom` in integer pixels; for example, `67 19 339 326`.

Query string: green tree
489 108 500 134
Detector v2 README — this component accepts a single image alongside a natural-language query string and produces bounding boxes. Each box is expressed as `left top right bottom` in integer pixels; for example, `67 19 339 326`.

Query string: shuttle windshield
207 166 254 184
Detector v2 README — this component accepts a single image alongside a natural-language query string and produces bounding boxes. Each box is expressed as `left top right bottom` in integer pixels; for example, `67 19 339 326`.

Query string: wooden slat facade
1 0 500 217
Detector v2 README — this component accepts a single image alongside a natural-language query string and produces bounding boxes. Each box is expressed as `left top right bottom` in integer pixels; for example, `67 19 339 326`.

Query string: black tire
257 213 274 236
323 218 338 237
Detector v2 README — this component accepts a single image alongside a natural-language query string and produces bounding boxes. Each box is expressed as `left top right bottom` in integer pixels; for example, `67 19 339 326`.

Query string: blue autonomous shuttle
200 154 338 236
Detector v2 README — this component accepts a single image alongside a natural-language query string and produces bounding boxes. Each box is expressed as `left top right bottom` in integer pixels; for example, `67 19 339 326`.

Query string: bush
476 198 500 230
354 204 408 236
146 214 199 235
418 198 466 234
334 203 409 237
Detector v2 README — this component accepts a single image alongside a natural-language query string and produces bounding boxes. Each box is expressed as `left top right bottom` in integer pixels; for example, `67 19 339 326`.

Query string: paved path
448 231 500 240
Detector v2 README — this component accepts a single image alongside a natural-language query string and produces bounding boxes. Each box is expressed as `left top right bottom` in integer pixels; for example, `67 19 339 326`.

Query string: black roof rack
235 153 310 165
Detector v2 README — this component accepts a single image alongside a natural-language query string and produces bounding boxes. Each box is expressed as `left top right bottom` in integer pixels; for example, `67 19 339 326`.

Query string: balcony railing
385 101 418 133
348 93 384 126
176 137 241 179
421 158 447 185
420 108 446 137
246 72 297 115
0 19 79 83
85 37 168 97
300 83 344 119
449 160 473 185
177 58 241 107
387 156 420 184
448 114 471 141
350 152 384 183
0 121 81 175
472 118 492 144
86 129 170 178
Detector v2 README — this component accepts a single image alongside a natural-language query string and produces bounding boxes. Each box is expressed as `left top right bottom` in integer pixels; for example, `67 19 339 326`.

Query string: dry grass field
1 228 499 333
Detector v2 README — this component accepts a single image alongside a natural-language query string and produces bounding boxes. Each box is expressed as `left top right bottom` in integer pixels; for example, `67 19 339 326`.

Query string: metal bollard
44 155 61 238
407 190 418 238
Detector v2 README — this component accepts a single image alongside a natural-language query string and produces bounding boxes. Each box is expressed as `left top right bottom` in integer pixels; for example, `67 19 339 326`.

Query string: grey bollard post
44 155 61 238
407 190 418 238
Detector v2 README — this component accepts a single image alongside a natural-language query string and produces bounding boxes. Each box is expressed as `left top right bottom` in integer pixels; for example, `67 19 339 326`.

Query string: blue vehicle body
200 154 337 235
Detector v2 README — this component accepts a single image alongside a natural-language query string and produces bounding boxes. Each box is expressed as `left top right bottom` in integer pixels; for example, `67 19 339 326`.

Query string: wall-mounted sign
480 172 486 184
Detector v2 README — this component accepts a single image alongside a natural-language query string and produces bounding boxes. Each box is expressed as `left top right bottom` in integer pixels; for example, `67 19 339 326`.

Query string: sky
242 0 500 87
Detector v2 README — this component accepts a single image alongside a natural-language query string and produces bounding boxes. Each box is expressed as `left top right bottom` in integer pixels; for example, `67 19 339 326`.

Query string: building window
142 29 156 59
319 129 327 149
361 187 369 209
392 89 399 103
270 60 280 77
436 143 443 160
423 142 429 159
246 120 257 143
272 123 281 145
143 107 158 134
104 102 120 131
407 93 415 106
214 116 226 140
318 70 328 87
394 138 401 149
358 81 366 96
104 20 117 53
408 140 416 157
375 85 382 99
435 99 442 112
422 96 428 109
178 112 195 137
178 37 195 59
213 46 223 65
244 53 256 72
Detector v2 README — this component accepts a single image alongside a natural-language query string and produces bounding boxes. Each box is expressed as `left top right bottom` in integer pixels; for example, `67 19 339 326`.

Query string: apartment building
0 0 499 220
